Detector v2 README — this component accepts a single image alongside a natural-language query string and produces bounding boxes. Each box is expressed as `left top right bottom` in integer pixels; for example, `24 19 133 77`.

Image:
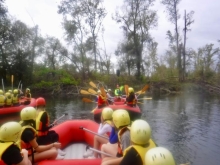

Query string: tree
161 0 182 80
114 0 157 78
182 10 194 81
58 0 106 76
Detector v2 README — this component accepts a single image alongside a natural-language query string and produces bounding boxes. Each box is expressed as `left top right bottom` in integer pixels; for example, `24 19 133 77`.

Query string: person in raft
119 119 157 165
84 107 114 158
101 109 131 164
125 87 137 107
24 88 31 104
145 147 176 165
19 106 62 163
0 121 31 165
97 90 107 108
35 97 66 157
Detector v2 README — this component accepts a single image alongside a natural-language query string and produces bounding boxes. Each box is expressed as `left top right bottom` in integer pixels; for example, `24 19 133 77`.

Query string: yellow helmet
108 89 111 92
102 107 113 120
13 89 18 94
128 87 134 93
0 122 22 142
20 107 36 121
112 109 130 129
97 90 101 93
0 89 3 94
5 92 10 96
26 88 30 92
8 90 12 93
145 147 176 165
130 119 151 145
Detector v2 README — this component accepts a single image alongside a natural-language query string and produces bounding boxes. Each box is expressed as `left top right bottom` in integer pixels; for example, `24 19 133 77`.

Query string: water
0 92 220 165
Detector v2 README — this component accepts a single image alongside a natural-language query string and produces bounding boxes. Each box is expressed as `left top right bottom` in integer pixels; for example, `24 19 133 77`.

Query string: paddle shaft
87 146 115 157
80 127 109 140
51 113 68 125
1 79 4 93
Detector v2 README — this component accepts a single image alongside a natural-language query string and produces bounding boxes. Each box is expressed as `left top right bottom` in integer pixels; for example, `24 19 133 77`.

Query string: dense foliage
0 0 220 90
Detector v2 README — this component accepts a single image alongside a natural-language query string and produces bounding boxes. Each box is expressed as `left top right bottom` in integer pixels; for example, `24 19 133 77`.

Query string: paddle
11 75 14 91
89 81 98 89
136 85 149 97
80 89 97 96
79 127 109 139
18 80 21 90
82 98 97 103
1 78 5 93
88 88 97 95
86 146 115 157
124 85 129 96
138 97 152 100
50 113 68 126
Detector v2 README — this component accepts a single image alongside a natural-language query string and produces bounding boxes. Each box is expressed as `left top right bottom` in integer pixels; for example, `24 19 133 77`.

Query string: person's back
4 92 12 107
12 89 20 106
120 120 157 165
125 87 137 107
0 122 31 165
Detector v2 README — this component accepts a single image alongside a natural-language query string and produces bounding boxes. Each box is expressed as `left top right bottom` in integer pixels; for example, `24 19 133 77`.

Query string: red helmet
36 97 46 106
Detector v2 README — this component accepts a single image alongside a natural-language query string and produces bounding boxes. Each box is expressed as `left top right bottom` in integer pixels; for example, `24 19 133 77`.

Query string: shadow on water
1 92 220 165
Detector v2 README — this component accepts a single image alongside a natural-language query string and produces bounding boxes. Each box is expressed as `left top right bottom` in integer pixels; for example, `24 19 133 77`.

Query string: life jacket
117 126 130 157
25 93 31 101
5 94 12 106
18 125 36 156
12 94 19 104
123 139 157 164
36 111 49 136
114 89 121 96
0 95 5 106
98 95 106 106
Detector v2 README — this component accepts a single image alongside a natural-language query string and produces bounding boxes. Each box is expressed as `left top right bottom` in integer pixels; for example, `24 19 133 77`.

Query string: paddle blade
89 81 98 89
124 85 129 96
82 98 96 103
88 88 97 95
100 86 106 98
80 89 90 95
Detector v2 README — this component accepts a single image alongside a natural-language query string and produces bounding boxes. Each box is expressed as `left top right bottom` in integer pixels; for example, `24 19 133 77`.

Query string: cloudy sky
5 0 220 57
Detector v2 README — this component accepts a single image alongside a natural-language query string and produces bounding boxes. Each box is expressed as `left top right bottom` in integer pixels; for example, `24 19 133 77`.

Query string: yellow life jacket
123 139 156 164
36 111 49 136
17 125 36 156
0 95 5 106
117 126 130 156
12 94 19 104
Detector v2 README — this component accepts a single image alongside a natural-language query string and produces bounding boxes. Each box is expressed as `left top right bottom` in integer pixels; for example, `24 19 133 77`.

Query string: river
0 91 220 165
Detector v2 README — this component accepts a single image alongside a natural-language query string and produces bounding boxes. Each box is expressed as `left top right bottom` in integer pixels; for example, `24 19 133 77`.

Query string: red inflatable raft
0 98 36 115
39 120 101 165
93 104 142 123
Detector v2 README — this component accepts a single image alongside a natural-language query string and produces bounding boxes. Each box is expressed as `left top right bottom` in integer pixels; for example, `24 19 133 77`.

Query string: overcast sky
5 0 220 58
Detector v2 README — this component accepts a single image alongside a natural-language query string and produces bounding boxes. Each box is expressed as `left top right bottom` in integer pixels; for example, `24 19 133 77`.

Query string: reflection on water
0 92 220 165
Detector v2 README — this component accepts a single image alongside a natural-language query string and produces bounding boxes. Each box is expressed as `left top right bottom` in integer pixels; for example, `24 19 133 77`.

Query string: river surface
0 91 220 165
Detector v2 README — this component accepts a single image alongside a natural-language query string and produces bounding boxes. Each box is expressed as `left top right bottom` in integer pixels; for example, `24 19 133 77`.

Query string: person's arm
98 124 112 135
29 138 61 152
109 127 118 144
